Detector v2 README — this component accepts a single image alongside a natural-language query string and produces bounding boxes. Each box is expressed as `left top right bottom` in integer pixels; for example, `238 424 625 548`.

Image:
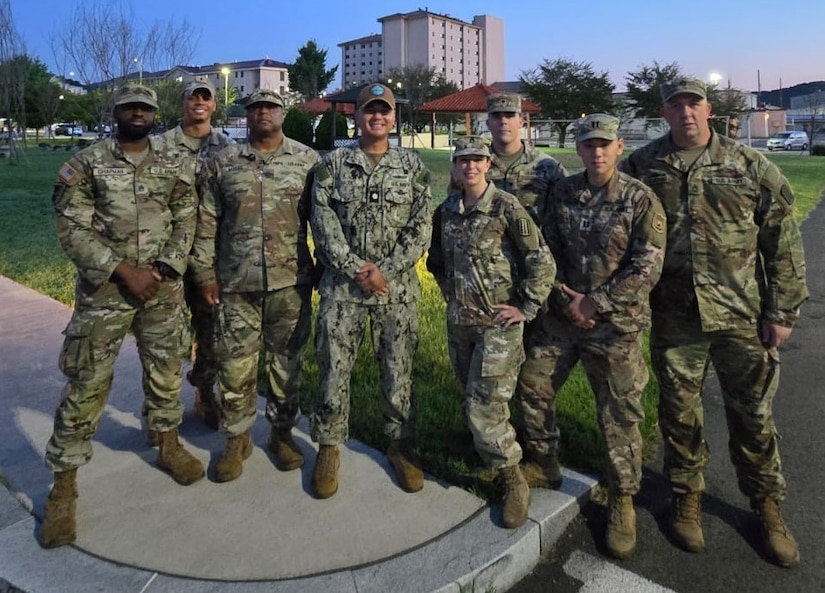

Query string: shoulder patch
518 217 532 237
652 211 667 234
58 163 80 186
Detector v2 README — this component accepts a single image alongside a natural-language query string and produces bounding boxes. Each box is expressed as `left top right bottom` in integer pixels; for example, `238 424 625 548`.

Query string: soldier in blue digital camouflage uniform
192 89 319 482
40 84 204 549
621 77 809 567
428 135 556 528
540 114 665 558
310 83 432 499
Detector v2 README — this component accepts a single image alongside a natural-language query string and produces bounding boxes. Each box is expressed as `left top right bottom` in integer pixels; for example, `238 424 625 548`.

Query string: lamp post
221 67 231 125
133 58 142 84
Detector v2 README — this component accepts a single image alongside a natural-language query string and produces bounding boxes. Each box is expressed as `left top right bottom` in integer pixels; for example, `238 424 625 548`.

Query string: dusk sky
10 0 824 93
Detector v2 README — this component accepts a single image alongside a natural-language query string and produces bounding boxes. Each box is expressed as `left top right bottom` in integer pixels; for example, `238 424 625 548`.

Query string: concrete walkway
0 276 595 593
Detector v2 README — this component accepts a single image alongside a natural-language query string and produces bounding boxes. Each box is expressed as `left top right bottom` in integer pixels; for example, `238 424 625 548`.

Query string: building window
280 72 285 81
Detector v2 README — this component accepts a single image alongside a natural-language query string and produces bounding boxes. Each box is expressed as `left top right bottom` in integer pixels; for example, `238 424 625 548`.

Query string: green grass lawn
1 146 823 501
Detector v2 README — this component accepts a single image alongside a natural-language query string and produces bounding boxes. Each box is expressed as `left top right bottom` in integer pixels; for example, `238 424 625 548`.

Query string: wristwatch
153 261 180 280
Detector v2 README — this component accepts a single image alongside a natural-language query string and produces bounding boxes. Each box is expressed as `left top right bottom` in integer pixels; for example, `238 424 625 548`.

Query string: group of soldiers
38 75 807 570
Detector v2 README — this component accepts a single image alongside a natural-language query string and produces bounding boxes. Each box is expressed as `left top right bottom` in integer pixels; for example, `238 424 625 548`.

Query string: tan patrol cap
486 93 521 114
356 83 395 110
660 77 707 103
114 84 159 109
453 135 492 159
246 88 285 109
184 79 216 97
576 113 620 143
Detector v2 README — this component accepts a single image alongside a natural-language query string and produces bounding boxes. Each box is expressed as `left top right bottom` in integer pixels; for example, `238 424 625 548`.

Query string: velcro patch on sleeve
518 218 532 237
58 163 81 186
652 212 667 234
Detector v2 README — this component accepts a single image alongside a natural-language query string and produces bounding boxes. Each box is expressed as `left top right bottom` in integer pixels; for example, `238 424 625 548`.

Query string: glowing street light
133 58 142 84
221 67 231 124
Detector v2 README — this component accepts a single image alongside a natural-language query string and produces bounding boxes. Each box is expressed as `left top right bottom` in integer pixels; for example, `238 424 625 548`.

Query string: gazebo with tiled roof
419 84 541 148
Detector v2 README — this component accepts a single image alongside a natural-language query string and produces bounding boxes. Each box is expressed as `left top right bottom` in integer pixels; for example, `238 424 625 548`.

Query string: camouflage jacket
53 136 197 290
544 171 666 334
191 137 320 292
427 183 556 326
160 125 234 176
311 145 432 304
448 141 567 224
621 132 808 330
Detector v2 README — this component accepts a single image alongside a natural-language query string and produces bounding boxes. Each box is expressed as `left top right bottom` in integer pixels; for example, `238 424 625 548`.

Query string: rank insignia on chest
370 191 379 202
518 218 531 237
579 219 593 231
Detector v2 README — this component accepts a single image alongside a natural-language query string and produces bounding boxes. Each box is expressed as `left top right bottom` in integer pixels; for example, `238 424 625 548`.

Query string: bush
811 144 825 156
314 109 349 150
282 108 314 147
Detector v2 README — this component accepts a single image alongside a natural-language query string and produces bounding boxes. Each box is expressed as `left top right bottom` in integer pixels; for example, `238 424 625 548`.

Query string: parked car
53 123 72 136
766 131 809 151
70 126 83 136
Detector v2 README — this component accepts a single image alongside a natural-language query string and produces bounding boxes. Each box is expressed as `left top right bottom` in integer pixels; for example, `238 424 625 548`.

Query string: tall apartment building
339 10 504 90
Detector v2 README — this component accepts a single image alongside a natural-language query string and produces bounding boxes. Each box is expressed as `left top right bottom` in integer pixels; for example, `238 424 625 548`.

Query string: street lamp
709 72 722 87
221 67 231 125
133 58 142 84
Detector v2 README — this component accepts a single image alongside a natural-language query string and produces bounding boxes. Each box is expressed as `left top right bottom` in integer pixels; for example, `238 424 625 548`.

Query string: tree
154 77 186 130
0 0 25 159
625 60 683 120
288 40 338 101
51 1 198 131
314 109 348 150
707 86 750 136
384 65 459 133
520 58 615 147
282 108 314 147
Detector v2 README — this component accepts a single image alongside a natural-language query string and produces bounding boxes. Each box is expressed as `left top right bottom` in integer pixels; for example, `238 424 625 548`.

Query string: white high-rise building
339 10 504 90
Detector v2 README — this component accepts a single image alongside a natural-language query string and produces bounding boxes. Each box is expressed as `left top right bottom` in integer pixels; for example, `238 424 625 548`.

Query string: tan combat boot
156 428 205 485
606 493 637 559
753 498 800 567
520 451 563 490
670 492 704 553
268 427 304 471
215 431 253 482
387 440 424 493
39 469 78 548
501 465 531 528
312 445 340 499
193 386 220 430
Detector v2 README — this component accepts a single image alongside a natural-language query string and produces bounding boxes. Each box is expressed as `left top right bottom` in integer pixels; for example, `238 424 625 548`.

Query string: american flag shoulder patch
58 163 80 185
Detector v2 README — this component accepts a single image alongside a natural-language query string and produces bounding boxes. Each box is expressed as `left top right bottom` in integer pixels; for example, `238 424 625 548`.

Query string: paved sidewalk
0 276 595 593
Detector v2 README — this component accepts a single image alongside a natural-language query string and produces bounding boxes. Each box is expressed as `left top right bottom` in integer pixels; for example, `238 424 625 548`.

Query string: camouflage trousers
184 268 218 397
447 323 525 470
311 299 419 445
45 278 189 472
522 321 647 494
651 305 785 501
216 285 311 436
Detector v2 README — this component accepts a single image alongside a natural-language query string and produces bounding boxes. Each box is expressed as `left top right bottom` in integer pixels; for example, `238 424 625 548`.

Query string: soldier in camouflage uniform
427 136 556 529
191 89 319 482
621 77 809 567
539 114 665 558
147 79 234 442
310 83 432 499
481 93 569 489
40 84 204 549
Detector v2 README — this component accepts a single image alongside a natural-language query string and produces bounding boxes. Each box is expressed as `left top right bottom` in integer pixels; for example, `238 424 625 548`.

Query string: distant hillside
759 81 825 109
